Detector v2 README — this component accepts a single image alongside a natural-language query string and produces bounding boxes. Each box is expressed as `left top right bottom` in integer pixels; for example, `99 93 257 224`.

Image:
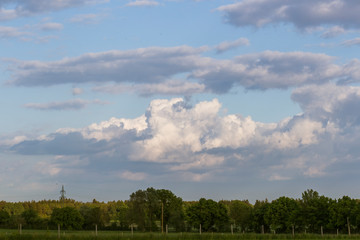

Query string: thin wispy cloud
120 171 147 181
341 38 360 46
69 13 107 24
72 87 84 96
320 26 347 38
0 26 30 39
93 80 206 96
39 22 63 31
215 37 249 54
126 0 160 7
24 99 109 111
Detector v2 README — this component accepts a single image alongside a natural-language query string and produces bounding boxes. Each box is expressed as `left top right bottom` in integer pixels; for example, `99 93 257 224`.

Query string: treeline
0 189 360 234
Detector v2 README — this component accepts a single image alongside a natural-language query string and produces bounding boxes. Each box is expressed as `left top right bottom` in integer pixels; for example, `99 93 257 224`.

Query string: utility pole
60 185 66 208
161 202 164 234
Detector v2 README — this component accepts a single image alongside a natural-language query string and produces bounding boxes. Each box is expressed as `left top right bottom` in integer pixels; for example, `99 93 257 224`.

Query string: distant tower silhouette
60 185 66 207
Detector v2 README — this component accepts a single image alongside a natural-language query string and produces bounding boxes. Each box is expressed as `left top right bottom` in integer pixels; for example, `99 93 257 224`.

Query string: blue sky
1 0 360 203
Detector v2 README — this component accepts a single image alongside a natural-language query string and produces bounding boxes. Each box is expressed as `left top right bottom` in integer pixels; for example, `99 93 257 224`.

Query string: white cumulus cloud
7 88 360 183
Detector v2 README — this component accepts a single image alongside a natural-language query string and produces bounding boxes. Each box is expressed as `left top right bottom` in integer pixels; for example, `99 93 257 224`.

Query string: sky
1 0 360 203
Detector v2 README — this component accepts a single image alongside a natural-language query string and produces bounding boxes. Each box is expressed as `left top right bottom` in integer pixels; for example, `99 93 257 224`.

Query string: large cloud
218 0 360 30
131 98 263 163
9 89 360 182
5 46 360 93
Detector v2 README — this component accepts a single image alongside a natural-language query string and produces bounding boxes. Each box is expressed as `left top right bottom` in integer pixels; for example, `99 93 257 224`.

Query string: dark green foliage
50 207 84 230
264 196 300 233
107 200 129 230
328 195 359 233
229 200 252 232
157 189 185 231
186 198 229 232
79 206 109 230
300 189 332 233
128 189 148 231
0 210 10 226
0 231 359 240
251 200 270 233
21 209 41 228
0 232 359 240
127 188 185 232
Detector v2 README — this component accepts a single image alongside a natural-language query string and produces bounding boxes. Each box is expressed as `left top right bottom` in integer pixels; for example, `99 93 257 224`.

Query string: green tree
145 187 160 231
300 189 332 233
51 207 83 230
264 197 300 233
107 200 130 230
21 209 41 228
251 199 270 233
229 200 252 232
300 189 319 232
329 196 357 233
80 206 109 230
128 188 184 232
8 215 25 229
0 210 10 226
3 202 24 216
156 189 185 231
128 189 148 231
186 198 229 232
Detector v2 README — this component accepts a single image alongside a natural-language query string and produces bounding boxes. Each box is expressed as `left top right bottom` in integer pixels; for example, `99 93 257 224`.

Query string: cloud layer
7 84 360 182
5 46 360 95
218 0 360 30
0 0 107 21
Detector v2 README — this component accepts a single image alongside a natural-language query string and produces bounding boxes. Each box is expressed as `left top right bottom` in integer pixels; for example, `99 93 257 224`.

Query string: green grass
1 230 360 240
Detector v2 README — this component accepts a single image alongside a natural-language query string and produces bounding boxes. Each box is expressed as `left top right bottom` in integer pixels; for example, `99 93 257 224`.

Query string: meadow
1 230 360 240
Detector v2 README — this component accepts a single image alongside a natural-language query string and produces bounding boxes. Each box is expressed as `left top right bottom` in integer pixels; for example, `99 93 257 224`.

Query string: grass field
1 230 360 240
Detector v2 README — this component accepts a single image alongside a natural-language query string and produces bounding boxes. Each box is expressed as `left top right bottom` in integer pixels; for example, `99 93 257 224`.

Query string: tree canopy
186 198 229 232
0 188 359 234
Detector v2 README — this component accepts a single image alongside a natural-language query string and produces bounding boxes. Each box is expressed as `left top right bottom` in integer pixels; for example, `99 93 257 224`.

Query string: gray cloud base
5 47 360 94
0 0 106 21
218 0 360 30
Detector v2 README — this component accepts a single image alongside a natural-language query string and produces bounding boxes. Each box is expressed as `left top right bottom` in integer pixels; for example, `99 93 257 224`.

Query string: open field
1 230 360 240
